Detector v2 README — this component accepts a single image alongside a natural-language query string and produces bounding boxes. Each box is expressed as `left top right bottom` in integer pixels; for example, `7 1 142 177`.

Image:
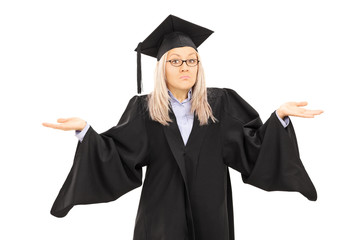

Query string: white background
1 0 359 239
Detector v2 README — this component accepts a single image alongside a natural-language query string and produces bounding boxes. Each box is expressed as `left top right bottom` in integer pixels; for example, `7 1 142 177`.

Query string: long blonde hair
147 50 218 126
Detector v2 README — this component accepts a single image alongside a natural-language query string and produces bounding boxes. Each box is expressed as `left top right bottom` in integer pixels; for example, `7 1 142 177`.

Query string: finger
295 113 315 118
42 122 51 127
310 110 324 115
302 109 324 115
42 122 63 129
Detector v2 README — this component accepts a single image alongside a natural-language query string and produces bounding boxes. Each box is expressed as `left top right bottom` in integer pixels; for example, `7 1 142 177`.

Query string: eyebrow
169 53 197 58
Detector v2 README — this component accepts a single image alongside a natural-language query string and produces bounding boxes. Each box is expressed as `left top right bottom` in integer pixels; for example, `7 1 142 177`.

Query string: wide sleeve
221 88 317 201
50 95 149 217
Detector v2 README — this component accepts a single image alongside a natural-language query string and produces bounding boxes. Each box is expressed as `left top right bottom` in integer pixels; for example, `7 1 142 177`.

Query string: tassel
137 42 143 94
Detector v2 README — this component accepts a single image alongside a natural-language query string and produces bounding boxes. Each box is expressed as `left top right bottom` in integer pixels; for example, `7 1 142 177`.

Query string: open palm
277 101 324 119
42 117 86 131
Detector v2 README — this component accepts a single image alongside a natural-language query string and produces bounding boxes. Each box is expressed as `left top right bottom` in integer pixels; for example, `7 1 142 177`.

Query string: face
165 46 198 94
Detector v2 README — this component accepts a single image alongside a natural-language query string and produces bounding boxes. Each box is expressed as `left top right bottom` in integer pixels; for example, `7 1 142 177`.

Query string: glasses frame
166 58 200 67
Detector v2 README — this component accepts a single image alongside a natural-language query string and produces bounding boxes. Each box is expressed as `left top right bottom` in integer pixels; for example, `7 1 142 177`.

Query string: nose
180 62 189 72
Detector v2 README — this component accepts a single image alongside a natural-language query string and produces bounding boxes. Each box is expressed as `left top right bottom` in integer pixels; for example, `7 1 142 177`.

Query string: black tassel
137 42 142 94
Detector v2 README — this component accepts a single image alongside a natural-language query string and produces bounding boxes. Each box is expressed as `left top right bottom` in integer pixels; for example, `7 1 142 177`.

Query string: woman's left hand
276 101 324 119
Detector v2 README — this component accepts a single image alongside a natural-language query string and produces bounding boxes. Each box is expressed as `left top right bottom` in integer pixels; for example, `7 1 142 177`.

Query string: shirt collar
167 87 192 104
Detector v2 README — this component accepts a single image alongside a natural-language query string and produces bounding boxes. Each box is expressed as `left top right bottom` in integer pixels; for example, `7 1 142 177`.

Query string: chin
178 84 194 90
168 81 195 92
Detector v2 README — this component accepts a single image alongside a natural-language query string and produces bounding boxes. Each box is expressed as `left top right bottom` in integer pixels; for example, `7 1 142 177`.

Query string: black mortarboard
134 14 214 94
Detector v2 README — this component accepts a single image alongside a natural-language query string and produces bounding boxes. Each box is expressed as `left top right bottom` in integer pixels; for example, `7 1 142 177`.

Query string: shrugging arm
221 88 317 201
51 96 149 217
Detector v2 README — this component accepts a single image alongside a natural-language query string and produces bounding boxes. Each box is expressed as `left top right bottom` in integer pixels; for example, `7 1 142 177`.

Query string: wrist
276 109 286 120
79 121 87 131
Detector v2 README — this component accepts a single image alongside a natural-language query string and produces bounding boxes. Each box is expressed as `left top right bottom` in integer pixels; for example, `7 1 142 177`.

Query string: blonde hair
147 50 218 126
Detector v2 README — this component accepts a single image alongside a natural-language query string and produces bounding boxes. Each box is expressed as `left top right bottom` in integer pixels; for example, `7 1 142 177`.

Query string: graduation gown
50 87 317 240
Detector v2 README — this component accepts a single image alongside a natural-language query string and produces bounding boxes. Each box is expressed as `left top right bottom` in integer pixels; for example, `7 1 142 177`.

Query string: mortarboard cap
134 14 214 94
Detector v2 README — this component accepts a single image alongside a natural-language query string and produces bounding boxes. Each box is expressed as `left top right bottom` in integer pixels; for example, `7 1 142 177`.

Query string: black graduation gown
50 87 317 240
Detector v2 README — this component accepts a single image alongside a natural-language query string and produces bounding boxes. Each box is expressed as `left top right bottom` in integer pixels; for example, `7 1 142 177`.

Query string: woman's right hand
42 117 87 131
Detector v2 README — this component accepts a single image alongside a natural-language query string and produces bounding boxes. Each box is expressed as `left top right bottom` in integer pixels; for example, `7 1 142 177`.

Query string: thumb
296 101 308 107
57 118 68 123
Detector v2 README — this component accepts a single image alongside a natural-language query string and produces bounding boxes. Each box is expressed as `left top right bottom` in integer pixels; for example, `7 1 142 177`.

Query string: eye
171 59 180 64
189 59 196 64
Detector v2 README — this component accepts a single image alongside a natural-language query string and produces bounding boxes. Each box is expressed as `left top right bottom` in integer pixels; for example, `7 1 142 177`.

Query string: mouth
180 76 190 79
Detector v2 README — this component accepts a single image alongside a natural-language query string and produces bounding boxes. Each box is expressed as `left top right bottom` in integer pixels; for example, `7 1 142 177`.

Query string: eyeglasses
166 58 200 67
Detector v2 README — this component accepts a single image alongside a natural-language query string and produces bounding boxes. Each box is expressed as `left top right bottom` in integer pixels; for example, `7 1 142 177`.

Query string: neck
168 87 189 103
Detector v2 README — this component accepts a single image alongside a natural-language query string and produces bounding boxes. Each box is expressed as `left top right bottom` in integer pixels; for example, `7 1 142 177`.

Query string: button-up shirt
167 87 194 145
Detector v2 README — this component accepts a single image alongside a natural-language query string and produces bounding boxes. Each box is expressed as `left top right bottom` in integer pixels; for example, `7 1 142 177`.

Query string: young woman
42 14 323 240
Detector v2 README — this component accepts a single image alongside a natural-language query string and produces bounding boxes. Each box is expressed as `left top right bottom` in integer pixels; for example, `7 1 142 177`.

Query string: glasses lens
187 59 198 67
170 59 182 67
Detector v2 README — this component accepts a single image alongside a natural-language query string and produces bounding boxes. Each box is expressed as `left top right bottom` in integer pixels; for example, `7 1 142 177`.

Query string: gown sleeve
221 88 317 201
50 95 149 217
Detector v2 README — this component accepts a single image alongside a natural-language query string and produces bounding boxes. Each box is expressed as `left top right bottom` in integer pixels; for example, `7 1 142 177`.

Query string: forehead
168 46 197 56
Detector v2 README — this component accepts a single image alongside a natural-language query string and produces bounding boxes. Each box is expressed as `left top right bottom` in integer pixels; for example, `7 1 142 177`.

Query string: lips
180 76 190 79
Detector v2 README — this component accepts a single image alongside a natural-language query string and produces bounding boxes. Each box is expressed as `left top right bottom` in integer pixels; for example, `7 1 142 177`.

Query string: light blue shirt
166 87 194 145
75 89 289 144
